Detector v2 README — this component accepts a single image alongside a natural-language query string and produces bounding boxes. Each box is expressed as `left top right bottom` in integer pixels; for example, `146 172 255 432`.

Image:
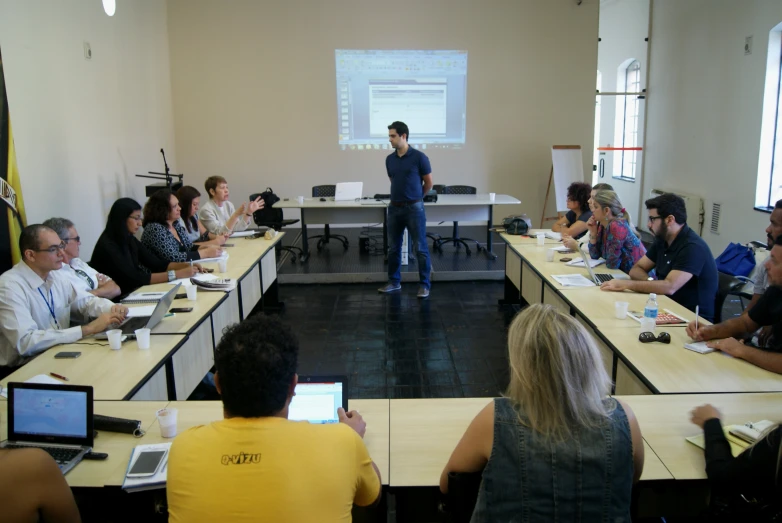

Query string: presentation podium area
275 193 520 261
501 231 782 395
0 232 284 402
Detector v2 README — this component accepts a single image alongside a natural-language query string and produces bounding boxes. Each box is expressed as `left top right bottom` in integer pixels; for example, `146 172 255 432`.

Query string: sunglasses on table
639 332 671 344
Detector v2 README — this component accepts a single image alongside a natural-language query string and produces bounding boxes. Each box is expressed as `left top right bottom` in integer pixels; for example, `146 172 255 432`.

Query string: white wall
645 0 782 253
0 0 176 258
167 0 599 227
596 0 649 223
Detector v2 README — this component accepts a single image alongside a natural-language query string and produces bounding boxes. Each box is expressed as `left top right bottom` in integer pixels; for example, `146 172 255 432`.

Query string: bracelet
168 270 176 282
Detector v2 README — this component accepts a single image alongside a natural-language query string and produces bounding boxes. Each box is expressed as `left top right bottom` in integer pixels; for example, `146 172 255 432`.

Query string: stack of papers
230 230 258 238
565 258 606 268
683 341 715 354
122 291 167 304
551 274 595 287
122 443 172 492
545 231 562 241
1 374 61 398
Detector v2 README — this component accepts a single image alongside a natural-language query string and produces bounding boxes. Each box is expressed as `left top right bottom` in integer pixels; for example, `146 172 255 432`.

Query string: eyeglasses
639 331 671 344
647 216 664 222
34 243 66 254
65 236 80 243
129 215 142 222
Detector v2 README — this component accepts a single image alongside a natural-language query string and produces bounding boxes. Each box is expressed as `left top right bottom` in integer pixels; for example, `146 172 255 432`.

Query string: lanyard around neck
38 286 61 329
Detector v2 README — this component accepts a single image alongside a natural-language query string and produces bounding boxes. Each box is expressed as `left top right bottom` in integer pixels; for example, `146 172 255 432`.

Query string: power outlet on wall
745 36 753 56
83 41 92 60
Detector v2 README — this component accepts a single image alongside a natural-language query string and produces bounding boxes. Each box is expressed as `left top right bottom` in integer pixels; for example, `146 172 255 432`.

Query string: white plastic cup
107 329 123 350
157 408 178 438
297 196 304 204
615 301 629 320
135 328 151 350
489 192 496 202
186 285 198 301
536 233 545 246
640 317 656 334
546 248 555 262
217 259 228 273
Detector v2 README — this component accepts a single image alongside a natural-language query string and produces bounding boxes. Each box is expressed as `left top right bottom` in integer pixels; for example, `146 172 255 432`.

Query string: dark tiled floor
276 281 515 399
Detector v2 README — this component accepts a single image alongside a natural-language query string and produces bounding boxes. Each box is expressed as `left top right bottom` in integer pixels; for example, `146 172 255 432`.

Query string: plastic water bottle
642 293 658 333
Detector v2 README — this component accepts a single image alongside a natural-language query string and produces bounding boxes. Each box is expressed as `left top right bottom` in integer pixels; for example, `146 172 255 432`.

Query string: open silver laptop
116 283 181 336
334 182 363 201
576 244 629 285
1 382 93 475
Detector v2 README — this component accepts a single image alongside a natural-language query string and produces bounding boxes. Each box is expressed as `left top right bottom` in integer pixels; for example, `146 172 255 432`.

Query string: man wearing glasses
43 217 121 300
0 225 127 377
600 193 718 321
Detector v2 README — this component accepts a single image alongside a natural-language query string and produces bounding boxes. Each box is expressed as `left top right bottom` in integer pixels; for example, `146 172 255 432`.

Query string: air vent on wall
710 202 721 235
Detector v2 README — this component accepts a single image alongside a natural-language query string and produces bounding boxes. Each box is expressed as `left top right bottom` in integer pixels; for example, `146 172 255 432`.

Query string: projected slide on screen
336 50 467 150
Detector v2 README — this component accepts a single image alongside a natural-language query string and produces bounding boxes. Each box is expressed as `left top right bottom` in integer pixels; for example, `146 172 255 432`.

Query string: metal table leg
485 204 497 260
299 208 310 262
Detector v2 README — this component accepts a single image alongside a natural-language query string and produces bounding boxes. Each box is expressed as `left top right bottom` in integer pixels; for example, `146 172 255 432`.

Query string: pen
50 372 69 382
695 305 699 333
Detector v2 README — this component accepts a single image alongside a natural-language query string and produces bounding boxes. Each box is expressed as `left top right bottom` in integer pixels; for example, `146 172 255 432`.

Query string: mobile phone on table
174 293 187 299
55 352 81 359
169 307 193 313
127 449 167 478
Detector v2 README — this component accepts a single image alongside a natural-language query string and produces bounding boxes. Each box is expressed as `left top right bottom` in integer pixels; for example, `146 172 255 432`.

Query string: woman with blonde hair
441 304 643 521
563 190 646 274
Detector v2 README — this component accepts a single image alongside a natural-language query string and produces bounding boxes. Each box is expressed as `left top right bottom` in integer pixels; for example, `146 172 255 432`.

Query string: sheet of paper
168 273 219 286
127 305 156 318
1 374 62 398
551 274 595 287
196 251 230 264
552 245 572 252
229 231 257 238
545 231 562 241
565 257 605 268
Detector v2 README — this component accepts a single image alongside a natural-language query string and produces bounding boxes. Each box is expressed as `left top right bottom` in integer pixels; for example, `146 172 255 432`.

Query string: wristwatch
168 270 176 282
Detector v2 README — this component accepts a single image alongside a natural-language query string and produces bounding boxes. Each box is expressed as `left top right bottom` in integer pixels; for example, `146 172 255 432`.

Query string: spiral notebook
121 291 168 304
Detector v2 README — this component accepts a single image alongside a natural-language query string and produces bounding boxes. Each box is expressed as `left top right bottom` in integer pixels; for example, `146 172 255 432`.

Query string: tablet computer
288 375 348 424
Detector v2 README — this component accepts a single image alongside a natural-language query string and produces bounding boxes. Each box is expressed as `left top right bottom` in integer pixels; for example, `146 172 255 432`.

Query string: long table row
2 393 779 489
0 232 285 401
501 231 782 394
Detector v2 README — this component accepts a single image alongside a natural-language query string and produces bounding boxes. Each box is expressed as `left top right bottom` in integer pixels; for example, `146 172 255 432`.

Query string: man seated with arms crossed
198 175 264 235
167 314 381 522
687 235 782 374
601 193 719 321
741 199 782 347
43 217 121 300
0 225 127 378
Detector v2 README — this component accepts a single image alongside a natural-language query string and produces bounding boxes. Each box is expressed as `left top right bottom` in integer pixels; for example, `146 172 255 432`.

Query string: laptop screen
12 387 89 439
288 379 346 424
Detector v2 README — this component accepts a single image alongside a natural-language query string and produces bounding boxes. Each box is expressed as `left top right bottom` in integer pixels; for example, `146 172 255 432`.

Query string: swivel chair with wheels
434 185 483 255
309 185 349 251
249 193 303 263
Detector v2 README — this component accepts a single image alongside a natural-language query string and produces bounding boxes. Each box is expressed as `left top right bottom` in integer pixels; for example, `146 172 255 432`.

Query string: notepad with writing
121 291 167 304
685 420 775 457
122 442 172 493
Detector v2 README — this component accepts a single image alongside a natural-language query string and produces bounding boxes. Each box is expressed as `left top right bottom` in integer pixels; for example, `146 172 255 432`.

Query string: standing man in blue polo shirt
379 121 433 298
600 193 718 321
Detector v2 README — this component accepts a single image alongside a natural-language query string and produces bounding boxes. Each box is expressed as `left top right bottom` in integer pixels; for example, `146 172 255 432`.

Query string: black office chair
308 185 349 251
714 271 754 324
426 184 447 246
434 185 483 255
438 470 483 523
249 193 303 263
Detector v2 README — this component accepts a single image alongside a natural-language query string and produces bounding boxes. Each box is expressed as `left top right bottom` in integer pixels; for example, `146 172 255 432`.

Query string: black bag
251 188 281 225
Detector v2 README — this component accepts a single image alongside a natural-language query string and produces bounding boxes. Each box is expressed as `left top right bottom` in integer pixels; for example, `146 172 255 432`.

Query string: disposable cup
135 328 151 349
157 408 178 438
489 192 496 202
614 301 629 320
218 259 228 273
107 329 123 350
186 285 198 301
537 233 545 246
546 248 555 262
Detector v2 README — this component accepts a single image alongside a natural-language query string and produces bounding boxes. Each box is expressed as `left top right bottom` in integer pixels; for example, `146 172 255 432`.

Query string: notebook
121 291 167 304
1 382 94 475
683 341 715 354
122 442 172 492
627 309 688 326
685 420 776 457
288 375 348 424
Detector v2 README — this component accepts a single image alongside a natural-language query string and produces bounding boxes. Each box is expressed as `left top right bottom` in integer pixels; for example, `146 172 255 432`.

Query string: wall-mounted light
102 0 116 16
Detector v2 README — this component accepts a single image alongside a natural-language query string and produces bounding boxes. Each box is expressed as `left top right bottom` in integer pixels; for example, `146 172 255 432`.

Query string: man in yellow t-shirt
166 314 382 522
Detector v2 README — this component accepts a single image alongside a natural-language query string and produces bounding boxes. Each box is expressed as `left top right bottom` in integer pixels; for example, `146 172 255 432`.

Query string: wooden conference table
500 234 782 395
0 233 284 402
276 193 520 261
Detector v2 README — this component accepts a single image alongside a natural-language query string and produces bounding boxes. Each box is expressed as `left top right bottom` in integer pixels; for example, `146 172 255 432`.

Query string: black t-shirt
564 210 592 240
645 224 719 321
748 285 782 352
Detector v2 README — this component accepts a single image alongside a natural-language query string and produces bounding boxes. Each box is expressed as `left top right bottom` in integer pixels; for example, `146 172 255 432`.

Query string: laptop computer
116 283 181 336
576 245 629 285
334 182 363 201
288 375 348 424
1 382 94 475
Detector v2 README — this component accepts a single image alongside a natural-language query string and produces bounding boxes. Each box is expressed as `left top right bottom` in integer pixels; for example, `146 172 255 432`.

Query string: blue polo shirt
646 224 718 321
386 147 432 202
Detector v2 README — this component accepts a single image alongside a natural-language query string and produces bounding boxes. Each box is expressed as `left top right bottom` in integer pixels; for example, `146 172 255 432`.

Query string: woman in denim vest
441 304 644 522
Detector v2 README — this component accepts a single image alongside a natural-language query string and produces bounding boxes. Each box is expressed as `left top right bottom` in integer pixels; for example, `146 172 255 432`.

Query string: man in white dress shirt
0 225 128 375
198 176 264 235
43 217 121 300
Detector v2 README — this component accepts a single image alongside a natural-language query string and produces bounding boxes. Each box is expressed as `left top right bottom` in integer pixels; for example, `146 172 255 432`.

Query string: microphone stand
136 148 184 195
